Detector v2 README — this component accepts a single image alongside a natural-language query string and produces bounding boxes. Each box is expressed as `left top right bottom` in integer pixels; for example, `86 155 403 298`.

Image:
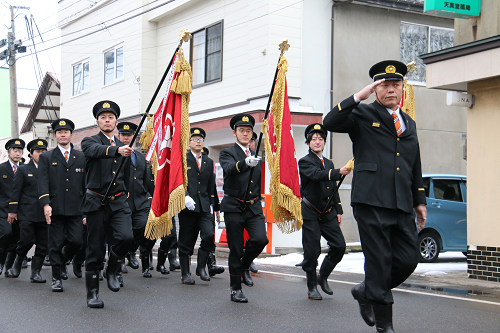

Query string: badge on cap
385 65 396 74
15 140 20 145
194 129 200 134
314 124 321 130
242 116 249 122
37 141 43 145
103 103 110 109
59 120 66 126
124 125 130 130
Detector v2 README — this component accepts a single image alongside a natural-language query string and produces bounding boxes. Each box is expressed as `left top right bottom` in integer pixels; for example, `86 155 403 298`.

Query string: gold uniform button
66 189 68 192
134 177 136 180
397 167 400 171
327 197 330 200
198 191 200 193
134 168 137 171
198 182 200 184
66 179 69 182
397 138 400 141
66 169 69 171
249 191 252 194
397 153 400 156
251 180 253 183
113 171 116 174
114 160 117 163
327 187 330 189
113 183 116 185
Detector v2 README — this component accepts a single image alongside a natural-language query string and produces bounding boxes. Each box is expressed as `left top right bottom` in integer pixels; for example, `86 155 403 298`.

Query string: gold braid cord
144 47 192 240
263 56 303 234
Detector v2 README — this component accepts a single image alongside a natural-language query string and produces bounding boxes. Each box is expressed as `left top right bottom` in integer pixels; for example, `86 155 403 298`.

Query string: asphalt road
1 262 499 333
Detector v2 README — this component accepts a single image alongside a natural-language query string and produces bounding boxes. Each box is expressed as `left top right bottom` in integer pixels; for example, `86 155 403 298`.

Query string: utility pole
7 5 29 137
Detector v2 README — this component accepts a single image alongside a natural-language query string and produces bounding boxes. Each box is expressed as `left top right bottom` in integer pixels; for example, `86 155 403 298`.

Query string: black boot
86 271 104 308
51 266 63 292
121 261 128 273
317 257 335 295
0 249 6 275
126 252 139 269
168 249 180 271
373 304 395 333
295 257 305 267
306 270 322 300
230 274 248 303
43 255 50 266
149 252 154 270
241 256 254 287
73 261 82 278
60 250 69 280
6 254 23 278
30 256 46 283
249 261 258 273
141 253 152 278
117 270 124 287
351 281 375 327
179 255 195 285
98 270 104 281
21 257 28 268
105 249 123 292
156 249 170 275
207 251 224 277
3 252 14 277
195 250 210 281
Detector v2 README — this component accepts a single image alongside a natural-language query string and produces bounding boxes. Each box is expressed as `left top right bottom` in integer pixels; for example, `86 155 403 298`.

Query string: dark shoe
73 261 82 278
179 255 195 285
21 257 28 268
6 254 23 278
295 258 304 267
0 249 6 275
121 261 128 274
60 262 69 280
195 250 210 281
241 270 253 287
126 252 140 269
230 274 248 303
51 266 63 292
168 250 180 271
98 270 104 281
141 253 152 278
156 249 170 275
86 271 104 308
249 262 258 273
351 282 375 327
306 270 322 300
43 255 50 266
149 252 154 270
3 252 14 277
207 251 224 277
318 257 335 295
30 256 46 283
105 249 123 292
117 271 124 287
373 304 395 333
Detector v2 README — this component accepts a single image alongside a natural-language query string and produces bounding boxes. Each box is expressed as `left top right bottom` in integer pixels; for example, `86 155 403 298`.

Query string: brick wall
467 246 500 282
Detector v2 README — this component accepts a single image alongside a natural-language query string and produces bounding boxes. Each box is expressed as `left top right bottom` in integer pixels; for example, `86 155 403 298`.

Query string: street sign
424 0 481 18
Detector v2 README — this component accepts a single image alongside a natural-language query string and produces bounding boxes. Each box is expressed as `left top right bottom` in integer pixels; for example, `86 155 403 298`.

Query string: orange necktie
196 155 201 171
320 157 324 167
109 139 115 146
64 151 69 163
246 149 250 157
13 165 17 173
392 113 402 136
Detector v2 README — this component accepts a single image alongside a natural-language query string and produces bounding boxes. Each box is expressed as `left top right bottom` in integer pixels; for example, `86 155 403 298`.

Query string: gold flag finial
179 30 192 43
279 39 290 57
344 158 355 170
406 61 417 74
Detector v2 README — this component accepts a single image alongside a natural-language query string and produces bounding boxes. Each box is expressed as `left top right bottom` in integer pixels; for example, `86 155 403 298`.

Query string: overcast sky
0 0 61 104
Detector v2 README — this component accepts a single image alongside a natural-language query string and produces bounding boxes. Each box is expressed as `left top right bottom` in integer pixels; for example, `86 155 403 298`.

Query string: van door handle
431 202 442 208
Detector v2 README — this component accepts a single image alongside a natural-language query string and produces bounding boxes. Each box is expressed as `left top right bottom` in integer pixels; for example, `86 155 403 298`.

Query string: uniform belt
87 189 125 203
302 197 333 217
225 194 261 205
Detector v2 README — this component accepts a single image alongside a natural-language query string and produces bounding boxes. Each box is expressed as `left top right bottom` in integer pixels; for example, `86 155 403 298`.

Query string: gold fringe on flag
401 61 417 121
262 56 303 234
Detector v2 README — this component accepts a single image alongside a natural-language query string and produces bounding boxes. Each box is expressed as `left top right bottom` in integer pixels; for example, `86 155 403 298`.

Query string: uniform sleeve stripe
337 103 342 111
39 194 49 199
328 169 332 180
418 188 425 191
236 161 240 173
9 202 18 204
106 146 111 156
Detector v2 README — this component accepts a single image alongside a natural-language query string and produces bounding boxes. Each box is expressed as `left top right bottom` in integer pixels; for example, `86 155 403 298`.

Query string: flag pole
241 39 290 210
318 175 346 220
102 30 192 204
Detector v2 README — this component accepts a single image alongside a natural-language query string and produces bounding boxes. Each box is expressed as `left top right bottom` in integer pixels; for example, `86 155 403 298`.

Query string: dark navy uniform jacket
323 96 426 213
10 160 45 222
125 150 153 213
0 161 17 219
183 152 218 214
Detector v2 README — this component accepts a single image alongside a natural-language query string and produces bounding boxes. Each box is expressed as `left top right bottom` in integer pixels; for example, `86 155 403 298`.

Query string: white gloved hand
185 196 196 211
245 156 261 167
210 205 214 215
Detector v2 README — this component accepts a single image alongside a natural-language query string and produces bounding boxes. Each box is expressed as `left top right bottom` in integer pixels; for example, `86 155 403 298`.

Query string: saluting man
323 60 427 333
116 121 156 278
219 114 268 303
0 139 25 277
38 119 86 292
6 139 48 282
298 123 351 300
80 101 134 308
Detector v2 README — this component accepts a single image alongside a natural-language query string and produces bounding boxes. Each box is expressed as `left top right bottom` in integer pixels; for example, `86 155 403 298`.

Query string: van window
422 177 430 197
433 179 462 202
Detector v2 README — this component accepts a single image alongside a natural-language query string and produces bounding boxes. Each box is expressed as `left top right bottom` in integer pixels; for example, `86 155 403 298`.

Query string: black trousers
131 207 155 255
159 219 177 252
224 210 268 275
73 225 87 267
301 214 346 272
0 218 19 253
48 215 83 267
85 205 133 271
17 220 48 259
353 203 419 305
178 210 215 256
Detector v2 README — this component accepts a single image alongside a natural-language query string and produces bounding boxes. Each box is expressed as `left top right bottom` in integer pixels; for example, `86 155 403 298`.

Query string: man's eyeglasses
191 138 204 143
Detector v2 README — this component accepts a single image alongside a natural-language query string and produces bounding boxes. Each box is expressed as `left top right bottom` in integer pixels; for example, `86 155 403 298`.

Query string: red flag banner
143 50 191 240
263 56 303 233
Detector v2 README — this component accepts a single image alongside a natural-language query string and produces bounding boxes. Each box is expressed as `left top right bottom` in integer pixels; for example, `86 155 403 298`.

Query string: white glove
245 155 261 167
185 196 196 211
210 205 214 215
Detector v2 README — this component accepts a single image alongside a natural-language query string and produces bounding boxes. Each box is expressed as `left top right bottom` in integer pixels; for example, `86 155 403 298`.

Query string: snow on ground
254 251 467 276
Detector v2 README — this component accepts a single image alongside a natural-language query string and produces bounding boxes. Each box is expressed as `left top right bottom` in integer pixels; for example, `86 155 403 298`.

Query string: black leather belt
302 197 333 219
225 194 261 206
87 189 125 203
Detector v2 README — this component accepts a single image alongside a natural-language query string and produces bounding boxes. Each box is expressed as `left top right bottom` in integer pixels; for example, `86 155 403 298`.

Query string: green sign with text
424 0 481 18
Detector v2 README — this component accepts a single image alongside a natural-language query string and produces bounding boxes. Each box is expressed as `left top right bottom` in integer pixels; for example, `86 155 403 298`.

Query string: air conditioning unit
33 124 50 139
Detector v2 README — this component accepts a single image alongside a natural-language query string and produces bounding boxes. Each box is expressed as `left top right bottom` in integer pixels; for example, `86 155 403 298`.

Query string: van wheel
418 232 440 263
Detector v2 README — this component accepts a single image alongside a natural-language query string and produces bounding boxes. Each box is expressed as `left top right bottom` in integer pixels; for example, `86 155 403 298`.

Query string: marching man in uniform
80 101 134 308
219 114 268 303
298 123 351 300
323 60 427 333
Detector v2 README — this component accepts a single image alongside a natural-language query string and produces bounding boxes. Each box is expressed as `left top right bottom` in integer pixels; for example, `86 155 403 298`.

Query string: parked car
417 174 467 263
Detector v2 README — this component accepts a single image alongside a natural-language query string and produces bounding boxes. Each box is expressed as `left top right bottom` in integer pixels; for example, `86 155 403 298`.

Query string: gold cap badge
123 125 130 130
194 129 200 134
385 65 396 74
37 141 43 146
15 140 20 145
59 120 66 126
314 124 321 130
242 116 249 122
103 103 110 109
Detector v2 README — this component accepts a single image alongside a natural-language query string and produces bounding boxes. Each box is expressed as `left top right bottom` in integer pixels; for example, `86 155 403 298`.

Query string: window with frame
190 21 223 86
72 60 89 96
400 22 454 84
433 179 463 202
103 45 124 85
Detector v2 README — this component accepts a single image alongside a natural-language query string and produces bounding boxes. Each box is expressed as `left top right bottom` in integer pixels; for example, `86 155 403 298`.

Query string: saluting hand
354 79 385 101
415 204 427 231
118 146 133 157
44 204 52 225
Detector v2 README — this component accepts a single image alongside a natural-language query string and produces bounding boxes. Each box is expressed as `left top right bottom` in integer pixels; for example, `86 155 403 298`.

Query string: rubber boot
0 249 6 275
373 304 395 333
207 251 224 277
317 257 335 295
51 265 63 292
141 252 152 278
241 256 254 287
168 249 180 271
6 254 23 278
195 249 210 281
105 249 123 292
61 250 69 280
30 256 46 283
351 281 375 327
230 274 248 303
179 255 195 285
3 252 14 277
86 271 104 308
126 251 139 269
156 249 170 275
73 261 82 278
249 261 258 273
306 270 322 300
